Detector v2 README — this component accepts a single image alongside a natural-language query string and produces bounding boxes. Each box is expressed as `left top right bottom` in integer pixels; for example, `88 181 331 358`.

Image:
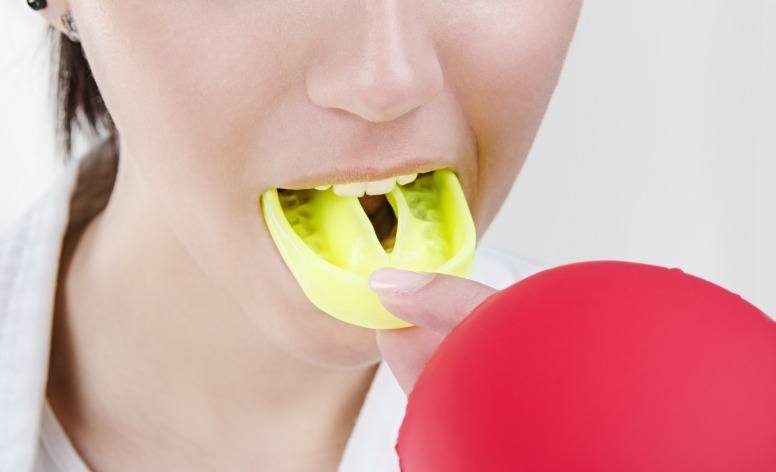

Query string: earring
61 10 80 42
26 0 47 10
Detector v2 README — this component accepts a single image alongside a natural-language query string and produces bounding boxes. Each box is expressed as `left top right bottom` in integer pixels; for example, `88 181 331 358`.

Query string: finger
369 267 497 335
375 327 446 396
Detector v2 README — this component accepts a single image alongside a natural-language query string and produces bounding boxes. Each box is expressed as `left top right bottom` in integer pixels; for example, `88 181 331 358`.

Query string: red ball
396 260 776 472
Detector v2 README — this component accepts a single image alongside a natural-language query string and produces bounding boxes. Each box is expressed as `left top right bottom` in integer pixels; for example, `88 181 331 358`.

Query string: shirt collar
0 160 80 472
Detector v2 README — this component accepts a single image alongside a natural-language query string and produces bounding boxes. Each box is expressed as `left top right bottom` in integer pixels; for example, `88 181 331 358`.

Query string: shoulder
0 136 118 292
0 135 117 259
0 160 81 471
0 159 77 316
0 161 78 242
471 245 548 290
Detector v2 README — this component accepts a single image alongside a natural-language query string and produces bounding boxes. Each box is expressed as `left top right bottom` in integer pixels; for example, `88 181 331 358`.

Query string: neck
48 148 379 468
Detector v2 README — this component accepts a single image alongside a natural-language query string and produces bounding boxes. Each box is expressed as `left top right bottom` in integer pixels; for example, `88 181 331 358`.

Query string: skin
39 1 581 470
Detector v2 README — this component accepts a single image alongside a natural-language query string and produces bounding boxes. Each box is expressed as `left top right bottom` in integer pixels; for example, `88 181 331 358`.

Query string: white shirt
0 157 546 472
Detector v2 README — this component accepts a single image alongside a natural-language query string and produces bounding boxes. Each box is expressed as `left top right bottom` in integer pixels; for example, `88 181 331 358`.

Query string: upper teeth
321 173 418 197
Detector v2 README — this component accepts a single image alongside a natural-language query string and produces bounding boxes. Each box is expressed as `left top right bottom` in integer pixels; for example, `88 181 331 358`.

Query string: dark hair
48 29 120 238
50 27 117 163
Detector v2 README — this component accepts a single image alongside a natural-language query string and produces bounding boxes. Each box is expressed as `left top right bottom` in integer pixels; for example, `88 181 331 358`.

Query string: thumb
368 267 497 335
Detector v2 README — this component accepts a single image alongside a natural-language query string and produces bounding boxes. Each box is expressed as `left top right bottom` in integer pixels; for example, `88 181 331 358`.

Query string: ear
30 0 73 39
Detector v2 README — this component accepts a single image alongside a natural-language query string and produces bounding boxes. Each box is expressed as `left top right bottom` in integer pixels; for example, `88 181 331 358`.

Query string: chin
277 302 384 368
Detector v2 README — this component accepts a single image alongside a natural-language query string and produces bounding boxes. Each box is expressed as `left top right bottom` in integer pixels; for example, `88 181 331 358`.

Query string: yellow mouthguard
259 168 476 329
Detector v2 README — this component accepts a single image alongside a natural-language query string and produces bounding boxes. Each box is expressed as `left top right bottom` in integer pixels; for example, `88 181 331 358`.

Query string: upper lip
277 157 453 190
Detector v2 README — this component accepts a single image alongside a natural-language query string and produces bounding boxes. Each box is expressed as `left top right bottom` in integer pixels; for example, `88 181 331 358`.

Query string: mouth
278 171 422 252
259 167 476 329
360 193 398 251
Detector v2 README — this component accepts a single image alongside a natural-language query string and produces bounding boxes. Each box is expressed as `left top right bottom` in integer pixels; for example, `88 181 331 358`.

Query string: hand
369 267 497 396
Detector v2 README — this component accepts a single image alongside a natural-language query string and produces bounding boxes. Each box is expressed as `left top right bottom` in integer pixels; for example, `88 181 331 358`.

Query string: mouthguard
259 168 476 329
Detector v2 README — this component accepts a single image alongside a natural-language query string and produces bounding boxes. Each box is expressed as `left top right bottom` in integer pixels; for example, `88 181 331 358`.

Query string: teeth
365 177 396 195
333 182 367 197
396 173 418 185
326 172 423 197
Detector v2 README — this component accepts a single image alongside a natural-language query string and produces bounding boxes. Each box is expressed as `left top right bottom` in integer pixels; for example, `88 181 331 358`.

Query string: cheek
440 0 580 101
75 2 312 310
77 0 305 201
436 0 581 228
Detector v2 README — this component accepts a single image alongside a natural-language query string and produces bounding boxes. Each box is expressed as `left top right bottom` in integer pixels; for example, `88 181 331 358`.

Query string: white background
2 2 774 317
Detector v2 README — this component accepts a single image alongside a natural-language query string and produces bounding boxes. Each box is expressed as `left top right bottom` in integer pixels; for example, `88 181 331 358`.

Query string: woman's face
65 0 581 366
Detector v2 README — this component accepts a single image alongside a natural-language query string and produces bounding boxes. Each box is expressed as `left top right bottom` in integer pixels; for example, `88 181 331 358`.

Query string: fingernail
369 268 435 294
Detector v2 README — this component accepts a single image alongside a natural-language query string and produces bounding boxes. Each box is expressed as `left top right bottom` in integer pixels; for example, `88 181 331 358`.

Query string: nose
305 1 444 123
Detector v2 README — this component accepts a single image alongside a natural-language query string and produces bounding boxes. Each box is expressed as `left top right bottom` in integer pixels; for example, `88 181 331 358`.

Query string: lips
275 159 456 193
260 168 476 329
